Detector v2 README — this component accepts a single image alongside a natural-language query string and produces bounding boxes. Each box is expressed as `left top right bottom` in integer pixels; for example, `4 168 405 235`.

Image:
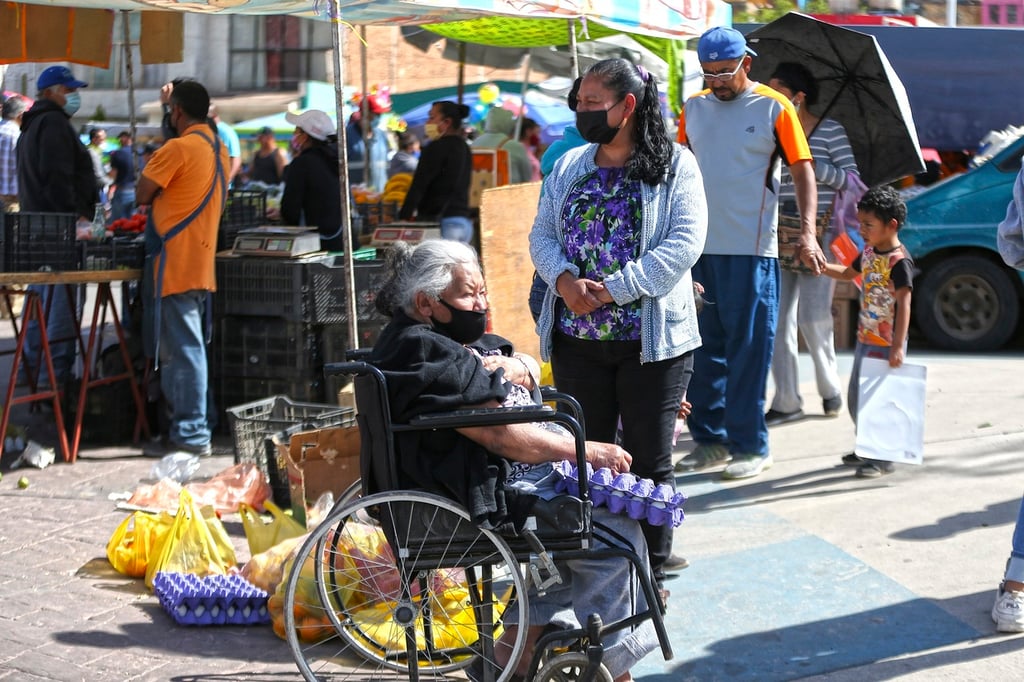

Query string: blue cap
37 66 88 92
697 27 757 63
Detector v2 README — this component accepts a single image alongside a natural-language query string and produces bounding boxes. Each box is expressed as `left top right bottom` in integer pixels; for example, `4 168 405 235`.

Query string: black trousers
551 332 693 584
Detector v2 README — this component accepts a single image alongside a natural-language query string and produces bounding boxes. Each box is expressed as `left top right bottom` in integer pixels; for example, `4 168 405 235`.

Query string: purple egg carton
153 572 271 626
552 464 686 527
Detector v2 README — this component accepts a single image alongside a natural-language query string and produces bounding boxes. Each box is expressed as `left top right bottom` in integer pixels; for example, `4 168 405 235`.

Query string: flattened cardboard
280 425 360 524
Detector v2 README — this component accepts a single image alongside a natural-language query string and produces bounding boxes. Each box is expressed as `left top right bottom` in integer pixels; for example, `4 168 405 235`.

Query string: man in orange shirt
136 78 228 457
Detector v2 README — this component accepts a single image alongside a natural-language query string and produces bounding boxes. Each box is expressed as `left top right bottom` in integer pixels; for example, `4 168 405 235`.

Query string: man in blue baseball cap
15 65 94 387
674 26 824 481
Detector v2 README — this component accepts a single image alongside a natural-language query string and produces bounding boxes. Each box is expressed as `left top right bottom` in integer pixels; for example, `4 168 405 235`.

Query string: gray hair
2 97 27 120
375 240 480 317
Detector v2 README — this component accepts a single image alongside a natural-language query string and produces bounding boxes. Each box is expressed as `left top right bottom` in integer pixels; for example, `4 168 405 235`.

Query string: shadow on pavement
649 594 984 681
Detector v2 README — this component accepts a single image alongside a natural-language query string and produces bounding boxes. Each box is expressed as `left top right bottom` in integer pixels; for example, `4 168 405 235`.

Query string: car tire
914 254 1020 351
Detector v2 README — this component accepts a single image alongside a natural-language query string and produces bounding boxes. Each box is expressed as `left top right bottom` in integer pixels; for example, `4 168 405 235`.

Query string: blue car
901 134 1024 350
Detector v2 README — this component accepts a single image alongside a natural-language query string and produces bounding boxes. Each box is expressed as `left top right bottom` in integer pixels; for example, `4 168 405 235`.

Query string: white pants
769 268 842 413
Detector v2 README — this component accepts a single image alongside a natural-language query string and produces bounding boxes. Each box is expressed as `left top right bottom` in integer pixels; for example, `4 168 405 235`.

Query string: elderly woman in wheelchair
283 239 671 682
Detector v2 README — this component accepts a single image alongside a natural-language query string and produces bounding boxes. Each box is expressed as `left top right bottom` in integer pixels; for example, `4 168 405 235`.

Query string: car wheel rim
934 274 998 341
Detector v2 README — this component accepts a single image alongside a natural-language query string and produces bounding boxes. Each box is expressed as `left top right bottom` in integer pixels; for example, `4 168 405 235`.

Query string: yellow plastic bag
106 510 175 578
144 489 238 590
240 500 306 556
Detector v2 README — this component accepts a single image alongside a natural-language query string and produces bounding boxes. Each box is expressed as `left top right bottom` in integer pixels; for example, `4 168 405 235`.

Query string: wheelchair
283 360 673 681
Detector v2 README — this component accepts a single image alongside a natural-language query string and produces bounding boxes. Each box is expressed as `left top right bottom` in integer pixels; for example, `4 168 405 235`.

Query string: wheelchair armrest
539 386 585 427
406 406 592 503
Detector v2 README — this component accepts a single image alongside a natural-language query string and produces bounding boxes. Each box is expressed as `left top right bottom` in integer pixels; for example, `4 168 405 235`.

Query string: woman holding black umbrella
765 62 860 427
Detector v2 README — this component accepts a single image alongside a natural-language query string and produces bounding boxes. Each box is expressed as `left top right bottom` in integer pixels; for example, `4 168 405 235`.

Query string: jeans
550 333 692 584
1007 494 1024 584
687 255 779 457
159 291 210 448
440 215 474 243
22 284 83 385
506 465 657 677
109 188 136 222
770 268 842 413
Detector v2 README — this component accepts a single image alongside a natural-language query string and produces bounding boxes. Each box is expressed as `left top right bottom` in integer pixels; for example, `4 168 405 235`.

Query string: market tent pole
121 10 137 167
330 0 359 351
359 25 370 188
513 52 531 140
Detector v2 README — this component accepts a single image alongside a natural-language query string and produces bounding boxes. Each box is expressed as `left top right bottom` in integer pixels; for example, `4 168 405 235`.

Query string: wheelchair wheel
284 491 529 681
534 652 613 682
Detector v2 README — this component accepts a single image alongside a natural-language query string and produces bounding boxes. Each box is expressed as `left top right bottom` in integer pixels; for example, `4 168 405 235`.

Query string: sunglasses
700 59 746 82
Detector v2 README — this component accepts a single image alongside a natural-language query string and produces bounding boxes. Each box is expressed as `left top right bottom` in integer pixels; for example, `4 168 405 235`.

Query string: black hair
396 130 418 150
770 62 818 107
582 58 672 186
433 101 471 128
169 78 211 122
88 127 103 141
519 117 539 139
858 185 907 229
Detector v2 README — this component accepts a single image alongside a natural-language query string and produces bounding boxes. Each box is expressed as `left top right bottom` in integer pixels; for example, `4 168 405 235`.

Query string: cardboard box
280 425 361 524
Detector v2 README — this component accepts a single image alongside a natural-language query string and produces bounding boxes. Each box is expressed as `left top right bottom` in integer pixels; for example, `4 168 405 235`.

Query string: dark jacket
398 135 471 221
369 310 537 531
280 142 344 251
16 99 95 217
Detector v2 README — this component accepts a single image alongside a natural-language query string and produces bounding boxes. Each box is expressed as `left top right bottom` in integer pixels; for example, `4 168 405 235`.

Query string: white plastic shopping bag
855 358 927 465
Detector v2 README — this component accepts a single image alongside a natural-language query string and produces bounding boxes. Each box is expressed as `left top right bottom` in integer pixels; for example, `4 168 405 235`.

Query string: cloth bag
777 209 833 273
855 357 927 465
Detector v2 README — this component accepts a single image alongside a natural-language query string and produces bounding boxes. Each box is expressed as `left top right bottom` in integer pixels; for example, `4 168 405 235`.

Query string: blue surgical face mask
62 92 81 117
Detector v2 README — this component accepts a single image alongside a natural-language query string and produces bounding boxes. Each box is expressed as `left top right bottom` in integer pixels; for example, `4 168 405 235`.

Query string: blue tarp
738 23 1024 151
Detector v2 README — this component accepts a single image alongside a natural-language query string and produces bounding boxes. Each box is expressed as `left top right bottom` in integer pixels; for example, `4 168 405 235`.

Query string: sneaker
142 438 212 458
841 452 865 467
663 554 690 571
722 453 773 480
855 460 895 478
765 408 804 426
674 443 731 472
823 396 843 417
992 587 1024 633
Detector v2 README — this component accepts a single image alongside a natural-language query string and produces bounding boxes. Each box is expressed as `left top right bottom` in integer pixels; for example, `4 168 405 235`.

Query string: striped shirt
779 118 857 217
0 119 19 196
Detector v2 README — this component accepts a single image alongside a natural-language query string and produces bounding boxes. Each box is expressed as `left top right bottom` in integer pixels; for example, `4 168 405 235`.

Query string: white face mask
424 122 442 141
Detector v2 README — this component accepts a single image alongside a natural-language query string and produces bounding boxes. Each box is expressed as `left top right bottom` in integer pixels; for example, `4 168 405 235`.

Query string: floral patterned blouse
557 166 642 341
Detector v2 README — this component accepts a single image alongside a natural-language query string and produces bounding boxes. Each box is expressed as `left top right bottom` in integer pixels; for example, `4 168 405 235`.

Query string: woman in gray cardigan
529 58 707 594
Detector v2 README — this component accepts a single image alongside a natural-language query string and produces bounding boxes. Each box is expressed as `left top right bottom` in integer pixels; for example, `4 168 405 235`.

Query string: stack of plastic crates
3 212 79 272
226 395 354 506
218 190 267 252
211 250 387 423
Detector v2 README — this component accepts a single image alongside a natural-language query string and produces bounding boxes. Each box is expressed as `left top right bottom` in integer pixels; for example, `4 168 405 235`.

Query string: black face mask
161 110 178 140
576 103 622 145
432 298 487 345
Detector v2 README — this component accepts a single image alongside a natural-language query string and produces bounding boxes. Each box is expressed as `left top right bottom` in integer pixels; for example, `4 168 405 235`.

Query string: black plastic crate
79 237 146 270
3 212 79 272
219 190 267 251
225 394 353 484
212 316 325 380
305 257 387 325
214 374 326 420
214 255 310 321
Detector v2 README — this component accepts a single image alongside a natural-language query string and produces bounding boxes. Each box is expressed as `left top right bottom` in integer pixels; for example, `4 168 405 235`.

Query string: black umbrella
746 13 925 187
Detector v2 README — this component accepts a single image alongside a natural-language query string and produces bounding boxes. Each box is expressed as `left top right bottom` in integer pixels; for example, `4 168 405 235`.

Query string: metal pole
330 0 359 351
359 26 371 190
946 0 957 26
568 19 579 79
514 53 531 141
457 41 466 103
122 11 137 178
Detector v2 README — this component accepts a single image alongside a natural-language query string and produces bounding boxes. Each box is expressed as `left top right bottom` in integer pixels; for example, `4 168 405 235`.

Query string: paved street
1 332 1023 679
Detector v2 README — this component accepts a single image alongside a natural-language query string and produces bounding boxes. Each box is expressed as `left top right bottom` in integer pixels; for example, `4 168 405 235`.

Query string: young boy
822 185 914 478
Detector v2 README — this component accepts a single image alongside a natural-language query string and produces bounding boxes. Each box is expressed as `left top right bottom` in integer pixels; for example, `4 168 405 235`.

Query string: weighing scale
231 226 322 257
371 223 442 247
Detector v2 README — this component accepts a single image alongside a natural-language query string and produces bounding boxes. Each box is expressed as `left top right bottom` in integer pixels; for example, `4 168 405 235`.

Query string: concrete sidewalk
1 347 1023 680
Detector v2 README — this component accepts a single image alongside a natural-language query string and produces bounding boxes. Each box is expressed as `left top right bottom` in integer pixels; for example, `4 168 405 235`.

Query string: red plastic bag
187 463 271 514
